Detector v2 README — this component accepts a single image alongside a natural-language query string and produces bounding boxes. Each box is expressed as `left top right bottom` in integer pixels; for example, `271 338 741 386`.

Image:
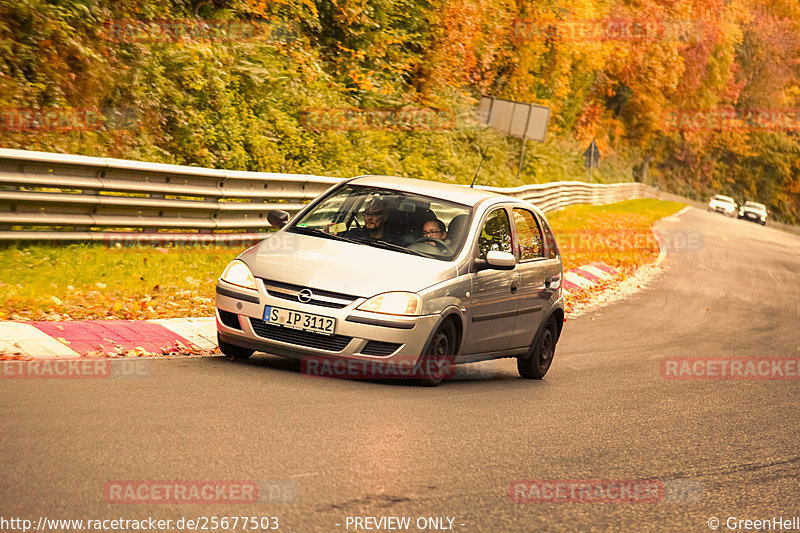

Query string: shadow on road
202 353 545 390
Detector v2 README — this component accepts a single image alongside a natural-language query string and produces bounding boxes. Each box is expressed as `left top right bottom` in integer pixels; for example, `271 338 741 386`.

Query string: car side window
478 208 512 259
512 208 544 261
541 220 559 259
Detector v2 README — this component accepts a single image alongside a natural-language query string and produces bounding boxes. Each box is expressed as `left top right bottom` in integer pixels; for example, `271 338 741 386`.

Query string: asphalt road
2 207 800 533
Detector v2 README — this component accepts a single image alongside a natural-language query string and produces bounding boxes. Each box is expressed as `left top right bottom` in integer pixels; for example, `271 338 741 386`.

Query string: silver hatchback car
215 175 564 385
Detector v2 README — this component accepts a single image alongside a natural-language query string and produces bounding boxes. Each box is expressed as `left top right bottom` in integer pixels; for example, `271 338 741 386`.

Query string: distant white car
708 195 737 217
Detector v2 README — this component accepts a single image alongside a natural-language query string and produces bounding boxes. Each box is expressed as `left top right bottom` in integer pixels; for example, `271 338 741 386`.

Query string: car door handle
510 281 519 294
545 274 559 288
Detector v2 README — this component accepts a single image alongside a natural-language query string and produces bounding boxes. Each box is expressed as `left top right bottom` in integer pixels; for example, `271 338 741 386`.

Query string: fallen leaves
0 242 245 321
0 351 33 361
74 339 214 359
554 209 669 317
0 286 217 321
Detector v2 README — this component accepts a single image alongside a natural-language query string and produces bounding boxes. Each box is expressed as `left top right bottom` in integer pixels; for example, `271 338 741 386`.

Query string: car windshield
745 202 766 212
714 195 734 204
287 184 473 261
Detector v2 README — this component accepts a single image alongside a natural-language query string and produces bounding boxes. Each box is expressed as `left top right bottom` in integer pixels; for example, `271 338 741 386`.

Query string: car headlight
357 292 421 316
220 260 257 290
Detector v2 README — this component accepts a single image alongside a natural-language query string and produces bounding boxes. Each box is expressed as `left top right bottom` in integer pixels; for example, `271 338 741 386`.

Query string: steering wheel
412 237 453 255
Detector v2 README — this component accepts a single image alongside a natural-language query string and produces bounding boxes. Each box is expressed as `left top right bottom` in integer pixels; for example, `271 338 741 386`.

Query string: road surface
2 207 799 532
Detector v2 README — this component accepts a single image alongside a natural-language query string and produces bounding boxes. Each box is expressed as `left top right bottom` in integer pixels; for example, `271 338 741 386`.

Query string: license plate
263 306 336 335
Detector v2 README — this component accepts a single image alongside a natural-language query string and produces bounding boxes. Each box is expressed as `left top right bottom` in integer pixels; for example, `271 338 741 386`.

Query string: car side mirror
486 250 516 270
267 210 290 229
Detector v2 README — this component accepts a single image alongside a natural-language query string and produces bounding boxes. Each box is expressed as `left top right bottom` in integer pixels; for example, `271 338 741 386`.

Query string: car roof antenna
470 146 490 189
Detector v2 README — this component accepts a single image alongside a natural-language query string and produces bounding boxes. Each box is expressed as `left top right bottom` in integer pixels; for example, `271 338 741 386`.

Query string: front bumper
739 212 766 224
215 279 440 364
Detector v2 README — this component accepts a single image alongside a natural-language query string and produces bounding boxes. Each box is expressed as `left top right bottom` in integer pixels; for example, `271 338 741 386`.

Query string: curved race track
2 207 799 532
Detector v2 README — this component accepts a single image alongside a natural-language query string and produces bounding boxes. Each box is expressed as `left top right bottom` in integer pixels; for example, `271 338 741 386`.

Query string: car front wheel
218 333 255 360
416 320 457 386
517 316 558 379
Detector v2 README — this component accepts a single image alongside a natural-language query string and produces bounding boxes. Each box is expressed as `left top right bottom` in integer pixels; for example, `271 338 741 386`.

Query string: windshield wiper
349 237 427 257
292 226 361 244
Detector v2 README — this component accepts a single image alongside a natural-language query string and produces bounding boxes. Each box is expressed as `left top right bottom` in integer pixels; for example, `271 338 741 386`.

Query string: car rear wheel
517 316 558 379
218 333 255 360
416 320 457 386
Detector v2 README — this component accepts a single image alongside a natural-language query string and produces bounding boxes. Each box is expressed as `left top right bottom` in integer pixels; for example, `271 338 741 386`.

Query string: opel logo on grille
297 288 313 303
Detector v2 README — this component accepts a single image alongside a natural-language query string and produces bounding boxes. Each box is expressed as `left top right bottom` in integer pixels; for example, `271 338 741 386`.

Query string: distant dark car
738 201 768 225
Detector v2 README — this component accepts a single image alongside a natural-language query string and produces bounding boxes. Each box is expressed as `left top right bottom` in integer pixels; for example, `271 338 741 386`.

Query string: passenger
407 217 452 255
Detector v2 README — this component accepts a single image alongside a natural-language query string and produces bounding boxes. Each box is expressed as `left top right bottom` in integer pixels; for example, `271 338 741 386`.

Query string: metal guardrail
481 181 800 236
763 215 800 236
0 148 341 242
477 181 707 212
1 148 798 240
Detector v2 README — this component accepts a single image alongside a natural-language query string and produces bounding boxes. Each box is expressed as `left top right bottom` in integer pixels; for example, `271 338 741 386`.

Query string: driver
361 198 389 239
420 219 447 245
346 197 404 243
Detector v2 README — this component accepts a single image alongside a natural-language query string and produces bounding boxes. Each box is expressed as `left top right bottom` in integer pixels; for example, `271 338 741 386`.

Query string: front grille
267 291 345 308
360 341 402 356
260 279 358 309
249 318 352 352
218 309 242 330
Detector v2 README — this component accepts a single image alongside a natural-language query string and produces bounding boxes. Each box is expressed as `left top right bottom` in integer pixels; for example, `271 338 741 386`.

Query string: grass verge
0 199 685 320
548 199 686 311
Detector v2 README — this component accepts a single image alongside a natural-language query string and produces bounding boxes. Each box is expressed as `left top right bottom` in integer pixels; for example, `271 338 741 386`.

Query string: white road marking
564 271 595 289
662 206 692 222
767 270 785 291
152 317 217 350
580 265 614 280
